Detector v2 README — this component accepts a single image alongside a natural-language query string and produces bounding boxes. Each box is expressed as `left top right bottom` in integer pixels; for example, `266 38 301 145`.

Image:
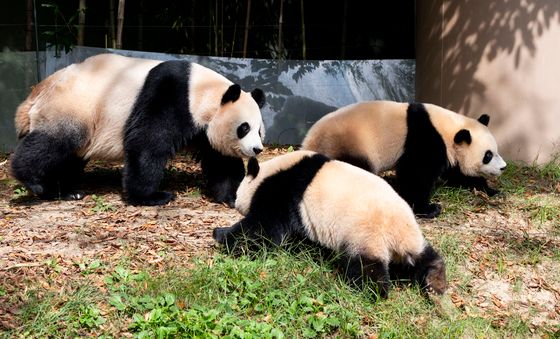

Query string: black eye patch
237 122 250 139
483 150 493 164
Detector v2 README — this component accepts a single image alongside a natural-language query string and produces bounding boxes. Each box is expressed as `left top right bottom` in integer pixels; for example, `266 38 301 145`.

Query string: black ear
478 114 490 126
221 84 242 105
247 157 260 177
251 88 266 108
454 129 472 145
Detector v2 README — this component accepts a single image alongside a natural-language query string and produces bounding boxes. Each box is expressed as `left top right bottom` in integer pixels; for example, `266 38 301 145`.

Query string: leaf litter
0 149 559 333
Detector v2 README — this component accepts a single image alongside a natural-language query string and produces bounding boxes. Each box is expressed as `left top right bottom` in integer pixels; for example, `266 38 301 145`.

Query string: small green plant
91 194 116 213
78 305 106 329
45 258 62 273
13 186 28 199
77 259 103 275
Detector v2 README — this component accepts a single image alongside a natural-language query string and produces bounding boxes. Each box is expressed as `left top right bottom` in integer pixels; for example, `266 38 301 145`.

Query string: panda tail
247 157 260 177
14 99 32 139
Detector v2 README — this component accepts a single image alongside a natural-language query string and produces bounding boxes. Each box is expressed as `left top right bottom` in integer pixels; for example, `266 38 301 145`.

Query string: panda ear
251 88 266 108
247 157 260 177
478 114 490 126
221 84 242 105
454 129 472 145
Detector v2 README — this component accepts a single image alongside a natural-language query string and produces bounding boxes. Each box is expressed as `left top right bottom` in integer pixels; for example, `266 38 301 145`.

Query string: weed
13 186 28 199
45 258 62 273
78 305 106 329
91 194 116 213
77 259 103 275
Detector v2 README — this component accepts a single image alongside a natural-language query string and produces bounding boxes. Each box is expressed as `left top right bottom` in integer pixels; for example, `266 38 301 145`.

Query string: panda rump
213 150 447 297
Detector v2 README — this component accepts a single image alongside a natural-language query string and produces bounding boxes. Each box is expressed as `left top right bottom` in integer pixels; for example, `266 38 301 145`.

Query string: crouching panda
301 100 507 218
10 53 266 206
213 150 447 298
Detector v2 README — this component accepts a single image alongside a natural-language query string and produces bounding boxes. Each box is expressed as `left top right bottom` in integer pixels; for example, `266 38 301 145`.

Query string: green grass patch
432 186 479 218
6 244 553 338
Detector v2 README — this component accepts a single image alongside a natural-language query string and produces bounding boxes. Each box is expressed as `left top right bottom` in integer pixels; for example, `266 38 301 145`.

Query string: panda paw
415 203 442 219
212 227 229 243
61 190 85 200
127 191 176 206
483 186 500 197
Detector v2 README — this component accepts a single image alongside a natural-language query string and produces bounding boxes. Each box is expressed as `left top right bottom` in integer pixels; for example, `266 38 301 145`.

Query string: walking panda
213 150 447 298
302 100 507 218
11 53 266 206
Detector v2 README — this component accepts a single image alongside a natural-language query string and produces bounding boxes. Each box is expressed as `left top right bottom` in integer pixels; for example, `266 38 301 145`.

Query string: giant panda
213 150 447 298
301 100 507 218
10 53 266 206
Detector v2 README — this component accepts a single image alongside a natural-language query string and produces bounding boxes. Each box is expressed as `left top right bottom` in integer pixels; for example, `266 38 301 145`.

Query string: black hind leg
10 127 87 200
390 245 447 295
341 255 390 298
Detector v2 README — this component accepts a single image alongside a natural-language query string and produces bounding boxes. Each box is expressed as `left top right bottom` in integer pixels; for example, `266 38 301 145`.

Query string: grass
2 153 560 337
4 244 550 338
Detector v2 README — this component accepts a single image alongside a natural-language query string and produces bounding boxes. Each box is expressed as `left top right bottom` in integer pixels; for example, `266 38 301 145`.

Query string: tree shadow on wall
421 1 560 161
440 0 560 113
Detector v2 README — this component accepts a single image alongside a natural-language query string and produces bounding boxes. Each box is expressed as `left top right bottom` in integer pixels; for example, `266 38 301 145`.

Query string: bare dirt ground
0 148 559 333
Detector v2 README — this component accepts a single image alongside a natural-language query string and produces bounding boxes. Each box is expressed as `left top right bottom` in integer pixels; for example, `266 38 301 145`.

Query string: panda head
453 114 507 178
207 84 266 158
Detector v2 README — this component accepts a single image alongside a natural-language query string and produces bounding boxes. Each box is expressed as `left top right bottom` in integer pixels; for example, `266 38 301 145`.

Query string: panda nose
253 147 263 155
500 164 507 171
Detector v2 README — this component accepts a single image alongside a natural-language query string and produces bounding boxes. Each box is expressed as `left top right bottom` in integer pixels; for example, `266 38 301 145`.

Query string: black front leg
441 166 499 196
199 147 245 207
395 167 442 219
123 149 175 206
213 217 267 253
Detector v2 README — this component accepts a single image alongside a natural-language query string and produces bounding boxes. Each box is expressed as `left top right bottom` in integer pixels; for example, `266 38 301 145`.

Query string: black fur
395 103 448 218
341 255 390 298
221 84 241 104
389 245 447 295
441 166 499 196
196 135 245 207
123 60 199 205
123 60 247 206
454 129 472 145
478 114 490 126
247 157 260 177
10 123 88 200
250 88 266 108
212 153 330 248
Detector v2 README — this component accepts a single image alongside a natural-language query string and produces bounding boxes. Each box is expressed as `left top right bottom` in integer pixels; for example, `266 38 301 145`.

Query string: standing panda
10 53 266 206
301 100 507 218
213 150 447 298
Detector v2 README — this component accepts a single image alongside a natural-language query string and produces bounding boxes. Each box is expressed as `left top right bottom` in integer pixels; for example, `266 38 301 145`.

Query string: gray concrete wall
0 50 44 153
0 46 415 152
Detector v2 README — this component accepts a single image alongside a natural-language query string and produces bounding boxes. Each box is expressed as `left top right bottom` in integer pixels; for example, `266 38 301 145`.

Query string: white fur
18 53 265 161
235 150 427 262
